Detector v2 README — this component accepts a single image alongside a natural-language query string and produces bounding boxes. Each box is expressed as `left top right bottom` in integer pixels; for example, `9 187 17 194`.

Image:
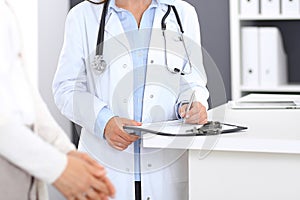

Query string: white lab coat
53 0 209 199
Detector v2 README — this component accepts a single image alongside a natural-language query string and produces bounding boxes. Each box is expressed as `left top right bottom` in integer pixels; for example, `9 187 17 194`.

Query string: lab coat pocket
142 64 181 122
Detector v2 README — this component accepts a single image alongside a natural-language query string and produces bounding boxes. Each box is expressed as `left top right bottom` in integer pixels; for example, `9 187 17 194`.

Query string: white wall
37 0 70 199
38 0 71 135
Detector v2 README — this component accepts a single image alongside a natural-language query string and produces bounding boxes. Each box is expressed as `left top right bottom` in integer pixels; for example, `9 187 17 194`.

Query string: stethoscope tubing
93 0 193 75
86 0 106 5
96 0 109 56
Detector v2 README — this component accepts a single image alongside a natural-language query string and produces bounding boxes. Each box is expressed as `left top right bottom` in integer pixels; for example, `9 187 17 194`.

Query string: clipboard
124 120 247 137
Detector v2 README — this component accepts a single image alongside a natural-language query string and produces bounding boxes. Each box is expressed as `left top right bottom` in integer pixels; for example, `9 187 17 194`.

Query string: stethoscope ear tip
168 67 186 75
174 68 180 73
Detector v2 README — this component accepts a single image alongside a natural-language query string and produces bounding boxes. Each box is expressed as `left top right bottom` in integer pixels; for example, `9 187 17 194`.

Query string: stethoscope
91 0 193 75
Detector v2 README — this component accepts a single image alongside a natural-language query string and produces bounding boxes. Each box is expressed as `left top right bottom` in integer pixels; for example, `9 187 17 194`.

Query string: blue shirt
95 0 158 181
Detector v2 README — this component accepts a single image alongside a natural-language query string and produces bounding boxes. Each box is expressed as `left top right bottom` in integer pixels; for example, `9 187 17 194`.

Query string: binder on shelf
240 0 259 16
261 0 280 16
259 27 287 87
241 27 260 87
282 0 300 15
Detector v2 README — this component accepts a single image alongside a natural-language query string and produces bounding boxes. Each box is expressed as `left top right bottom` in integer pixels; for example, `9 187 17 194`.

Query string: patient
0 1 115 199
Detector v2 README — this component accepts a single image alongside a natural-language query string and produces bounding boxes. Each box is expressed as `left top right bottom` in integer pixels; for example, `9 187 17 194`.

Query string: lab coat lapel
148 4 168 58
152 4 168 30
102 11 133 119
148 4 177 64
104 12 130 52
149 4 178 52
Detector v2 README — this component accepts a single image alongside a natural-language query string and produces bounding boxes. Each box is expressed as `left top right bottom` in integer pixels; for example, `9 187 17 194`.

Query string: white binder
282 0 300 15
259 27 287 87
261 0 280 16
240 0 259 16
242 27 260 87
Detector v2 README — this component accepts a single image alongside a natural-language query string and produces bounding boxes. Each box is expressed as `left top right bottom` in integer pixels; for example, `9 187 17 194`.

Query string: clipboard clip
186 121 222 135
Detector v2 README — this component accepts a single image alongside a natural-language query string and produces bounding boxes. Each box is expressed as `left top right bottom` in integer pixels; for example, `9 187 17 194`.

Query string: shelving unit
239 16 300 20
229 0 300 99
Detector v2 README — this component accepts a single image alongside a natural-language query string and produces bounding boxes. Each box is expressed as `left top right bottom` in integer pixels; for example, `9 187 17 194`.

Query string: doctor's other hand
53 152 115 200
104 117 141 151
179 101 208 124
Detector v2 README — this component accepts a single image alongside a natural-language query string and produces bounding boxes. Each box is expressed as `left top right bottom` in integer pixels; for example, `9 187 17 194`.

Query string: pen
184 90 195 122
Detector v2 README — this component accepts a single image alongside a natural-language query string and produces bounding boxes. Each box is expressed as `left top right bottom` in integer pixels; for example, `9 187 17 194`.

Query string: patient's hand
53 151 115 200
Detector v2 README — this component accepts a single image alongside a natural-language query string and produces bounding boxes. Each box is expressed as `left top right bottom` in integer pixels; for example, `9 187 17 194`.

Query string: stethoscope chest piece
92 55 107 74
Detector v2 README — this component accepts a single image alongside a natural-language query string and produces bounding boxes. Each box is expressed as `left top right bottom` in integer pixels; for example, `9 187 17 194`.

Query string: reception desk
142 94 300 200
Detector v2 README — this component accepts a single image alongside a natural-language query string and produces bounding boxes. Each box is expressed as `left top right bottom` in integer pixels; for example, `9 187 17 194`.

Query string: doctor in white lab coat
53 0 209 199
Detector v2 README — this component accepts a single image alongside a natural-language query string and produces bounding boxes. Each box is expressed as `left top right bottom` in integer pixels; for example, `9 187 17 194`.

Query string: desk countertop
142 94 300 154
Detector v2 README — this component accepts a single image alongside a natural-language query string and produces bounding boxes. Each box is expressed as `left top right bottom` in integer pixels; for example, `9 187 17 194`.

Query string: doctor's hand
53 151 115 200
104 117 141 151
179 101 208 124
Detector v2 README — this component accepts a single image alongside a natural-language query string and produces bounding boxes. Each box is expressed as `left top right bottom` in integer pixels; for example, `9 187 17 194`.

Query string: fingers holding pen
187 108 207 124
179 104 188 119
180 102 208 124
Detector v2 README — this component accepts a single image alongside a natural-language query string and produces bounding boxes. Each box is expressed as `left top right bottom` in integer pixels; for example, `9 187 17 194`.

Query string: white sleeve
0 87 73 183
32 86 76 154
0 122 67 184
52 8 107 135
